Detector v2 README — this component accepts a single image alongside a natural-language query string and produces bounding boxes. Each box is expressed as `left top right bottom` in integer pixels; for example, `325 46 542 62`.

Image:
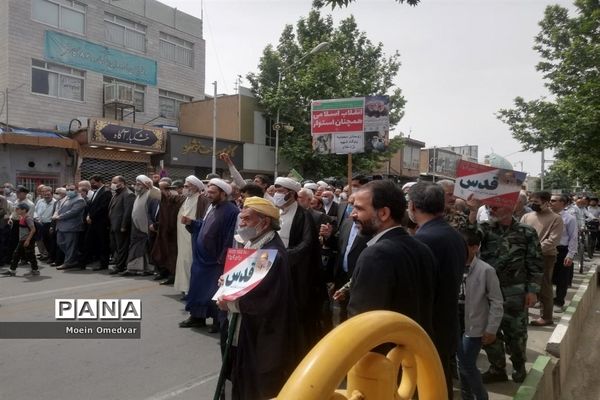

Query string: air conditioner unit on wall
104 82 134 105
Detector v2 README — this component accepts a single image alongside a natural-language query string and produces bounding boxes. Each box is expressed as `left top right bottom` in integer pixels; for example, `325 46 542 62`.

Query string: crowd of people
1 160 597 399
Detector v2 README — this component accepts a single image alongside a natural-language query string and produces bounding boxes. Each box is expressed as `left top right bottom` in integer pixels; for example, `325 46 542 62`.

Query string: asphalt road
0 261 222 400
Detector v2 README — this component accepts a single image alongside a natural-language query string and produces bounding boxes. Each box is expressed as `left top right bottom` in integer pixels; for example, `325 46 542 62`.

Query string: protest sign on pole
212 248 278 302
453 160 527 208
311 97 365 154
364 95 390 153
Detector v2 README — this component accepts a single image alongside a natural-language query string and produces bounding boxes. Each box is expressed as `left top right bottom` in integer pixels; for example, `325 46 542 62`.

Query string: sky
159 0 573 177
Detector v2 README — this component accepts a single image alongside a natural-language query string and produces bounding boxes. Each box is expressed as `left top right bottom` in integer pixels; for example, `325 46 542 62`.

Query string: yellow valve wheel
277 311 447 400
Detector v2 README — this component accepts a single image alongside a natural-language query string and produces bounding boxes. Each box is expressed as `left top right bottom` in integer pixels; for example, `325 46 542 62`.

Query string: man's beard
356 215 381 236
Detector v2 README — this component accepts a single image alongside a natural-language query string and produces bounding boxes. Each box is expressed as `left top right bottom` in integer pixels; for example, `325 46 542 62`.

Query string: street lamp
274 41 330 178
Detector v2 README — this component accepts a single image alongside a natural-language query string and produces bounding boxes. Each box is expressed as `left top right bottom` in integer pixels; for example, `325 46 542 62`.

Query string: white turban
185 175 205 192
402 182 417 191
209 178 232 195
275 177 301 193
303 182 318 191
317 180 329 188
136 175 153 187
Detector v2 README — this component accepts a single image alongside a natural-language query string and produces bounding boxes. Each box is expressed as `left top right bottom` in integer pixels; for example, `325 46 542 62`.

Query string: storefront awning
0 127 80 151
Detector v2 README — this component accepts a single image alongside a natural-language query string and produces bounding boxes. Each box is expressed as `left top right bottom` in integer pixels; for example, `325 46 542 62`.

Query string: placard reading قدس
453 160 527 209
212 248 278 302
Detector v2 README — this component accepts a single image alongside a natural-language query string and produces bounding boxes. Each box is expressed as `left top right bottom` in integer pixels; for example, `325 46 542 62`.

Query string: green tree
497 0 600 189
321 0 419 8
247 3 406 178
543 160 577 192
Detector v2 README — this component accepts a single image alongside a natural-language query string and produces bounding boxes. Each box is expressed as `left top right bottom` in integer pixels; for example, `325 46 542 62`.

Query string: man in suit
336 174 370 224
348 180 437 340
408 182 467 399
274 177 324 352
108 176 135 274
331 193 370 322
321 190 339 225
54 184 86 270
80 175 112 271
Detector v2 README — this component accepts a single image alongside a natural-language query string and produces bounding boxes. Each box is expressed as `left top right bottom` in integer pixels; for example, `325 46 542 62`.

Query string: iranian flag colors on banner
212 248 278 302
453 160 527 209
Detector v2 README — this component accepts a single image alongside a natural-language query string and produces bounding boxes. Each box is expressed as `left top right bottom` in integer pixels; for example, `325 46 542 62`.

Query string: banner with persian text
310 96 389 154
311 97 365 154
45 30 157 86
212 248 278 301
453 160 527 208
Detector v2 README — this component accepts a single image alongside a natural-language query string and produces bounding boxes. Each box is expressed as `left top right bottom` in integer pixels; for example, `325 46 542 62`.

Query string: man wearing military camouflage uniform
439 180 477 231
468 200 543 383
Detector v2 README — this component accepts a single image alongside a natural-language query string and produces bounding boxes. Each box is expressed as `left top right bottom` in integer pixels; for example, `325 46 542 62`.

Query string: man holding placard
462 160 544 384
215 197 300 400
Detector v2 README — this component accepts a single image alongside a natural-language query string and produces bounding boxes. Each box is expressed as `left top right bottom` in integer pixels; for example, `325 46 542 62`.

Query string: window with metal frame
264 117 276 147
103 76 145 112
159 89 193 120
159 32 194 67
104 12 146 53
31 0 86 35
32 59 85 101
16 174 60 194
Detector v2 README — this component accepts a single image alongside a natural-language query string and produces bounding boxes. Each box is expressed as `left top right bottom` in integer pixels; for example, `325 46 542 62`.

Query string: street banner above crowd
212 248 278 302
310 96 389 155
453 160 527 208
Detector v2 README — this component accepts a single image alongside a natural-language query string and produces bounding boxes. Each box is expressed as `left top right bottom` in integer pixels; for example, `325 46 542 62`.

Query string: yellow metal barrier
276 311 447 400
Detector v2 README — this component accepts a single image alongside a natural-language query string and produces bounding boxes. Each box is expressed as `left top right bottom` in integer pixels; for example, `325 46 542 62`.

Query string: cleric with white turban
208 178 232 196
185 175 205 192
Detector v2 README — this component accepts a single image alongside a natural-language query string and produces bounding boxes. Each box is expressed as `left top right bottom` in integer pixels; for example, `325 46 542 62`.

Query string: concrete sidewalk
478 259 599 400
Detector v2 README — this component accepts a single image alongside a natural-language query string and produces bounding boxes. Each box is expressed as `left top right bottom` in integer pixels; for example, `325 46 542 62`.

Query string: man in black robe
217 197 301 399
273 177 324 351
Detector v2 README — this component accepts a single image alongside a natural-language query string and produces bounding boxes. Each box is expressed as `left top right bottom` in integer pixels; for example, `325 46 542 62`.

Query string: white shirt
366 225 403 247
323 200 333 214
35 198 56 223
279 201 298 248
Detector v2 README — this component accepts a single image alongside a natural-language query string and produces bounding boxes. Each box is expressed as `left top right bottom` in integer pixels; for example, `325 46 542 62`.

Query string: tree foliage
247 4 406 178
497 0 600 189
543 159 578 192
320 0 420 8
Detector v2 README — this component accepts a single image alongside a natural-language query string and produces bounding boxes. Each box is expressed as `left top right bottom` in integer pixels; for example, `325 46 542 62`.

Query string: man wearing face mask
466 197 543 384
520 191 563 327
274 177 324 350
33 186 55 262
407 182 468 400
321 190 338 223
170 176 209 290
47 187 67 266
3 183 17 204
80 176 112 271
180 179 239 332
216 196 301 400
108 176 135 274
121 175 160 276
54 184 86 270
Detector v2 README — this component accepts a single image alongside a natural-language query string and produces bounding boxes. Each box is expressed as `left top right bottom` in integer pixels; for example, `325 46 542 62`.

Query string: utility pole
212 81 217 175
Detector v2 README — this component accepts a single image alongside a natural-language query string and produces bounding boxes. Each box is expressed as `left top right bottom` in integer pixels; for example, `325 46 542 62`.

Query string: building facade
375 136 425 182
0 0 205 186
175 86 287 178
